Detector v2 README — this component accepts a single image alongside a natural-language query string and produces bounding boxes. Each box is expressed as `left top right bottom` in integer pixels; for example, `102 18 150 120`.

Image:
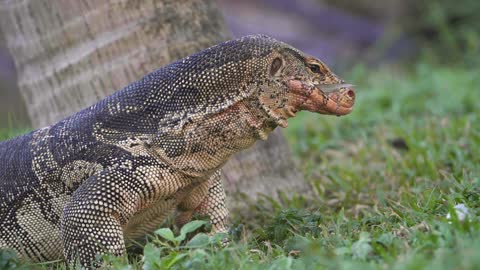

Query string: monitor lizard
0 35 355 268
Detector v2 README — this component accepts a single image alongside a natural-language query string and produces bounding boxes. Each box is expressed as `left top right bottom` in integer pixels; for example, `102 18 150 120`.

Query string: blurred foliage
321 0 404 21
322 0 479 66
408 0 480 66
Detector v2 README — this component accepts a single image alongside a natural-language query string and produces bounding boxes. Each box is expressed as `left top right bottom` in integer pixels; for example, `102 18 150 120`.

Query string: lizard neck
149 100 277 178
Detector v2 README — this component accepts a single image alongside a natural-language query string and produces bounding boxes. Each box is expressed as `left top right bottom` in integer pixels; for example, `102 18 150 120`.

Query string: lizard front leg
61 165 148 268
176 171 229 234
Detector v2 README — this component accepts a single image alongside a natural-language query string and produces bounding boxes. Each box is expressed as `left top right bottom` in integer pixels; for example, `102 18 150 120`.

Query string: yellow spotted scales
0 35 355 268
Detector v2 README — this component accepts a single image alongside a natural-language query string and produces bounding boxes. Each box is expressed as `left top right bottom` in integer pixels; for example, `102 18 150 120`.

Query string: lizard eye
308 64 321 74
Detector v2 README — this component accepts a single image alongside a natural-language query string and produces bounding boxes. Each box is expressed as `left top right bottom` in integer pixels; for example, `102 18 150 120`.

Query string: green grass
1 63 480 269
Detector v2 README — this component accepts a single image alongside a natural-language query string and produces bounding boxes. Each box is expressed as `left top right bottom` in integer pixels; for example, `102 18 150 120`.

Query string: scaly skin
0 35 355 268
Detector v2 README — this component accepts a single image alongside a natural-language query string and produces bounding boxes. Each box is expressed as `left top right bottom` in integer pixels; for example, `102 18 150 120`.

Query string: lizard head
257 43 355 128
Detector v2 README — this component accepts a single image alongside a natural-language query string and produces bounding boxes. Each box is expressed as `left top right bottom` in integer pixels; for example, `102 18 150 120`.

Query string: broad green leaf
185 233 209 248
177 220 207 242
351 232 373 260
142 243 162 270
155 228 176 242
268 256 293 270
165 253 188 269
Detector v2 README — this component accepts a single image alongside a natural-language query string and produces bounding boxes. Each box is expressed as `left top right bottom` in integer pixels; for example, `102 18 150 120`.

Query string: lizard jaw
310 85 355 116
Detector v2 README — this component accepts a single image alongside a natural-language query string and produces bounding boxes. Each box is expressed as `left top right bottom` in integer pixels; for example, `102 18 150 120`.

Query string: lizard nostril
347 89 355 98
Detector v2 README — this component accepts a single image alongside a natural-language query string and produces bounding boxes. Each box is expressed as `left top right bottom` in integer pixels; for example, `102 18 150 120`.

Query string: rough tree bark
0 0 306 207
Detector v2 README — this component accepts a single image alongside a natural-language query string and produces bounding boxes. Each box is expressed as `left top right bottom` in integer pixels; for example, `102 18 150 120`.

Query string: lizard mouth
312 83 355 116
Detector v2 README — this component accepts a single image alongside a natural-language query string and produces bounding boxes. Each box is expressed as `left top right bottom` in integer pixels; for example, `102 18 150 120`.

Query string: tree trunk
0 0 306 207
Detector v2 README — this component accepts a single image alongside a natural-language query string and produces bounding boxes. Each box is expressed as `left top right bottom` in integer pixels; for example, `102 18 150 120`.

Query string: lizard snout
321 84 355 115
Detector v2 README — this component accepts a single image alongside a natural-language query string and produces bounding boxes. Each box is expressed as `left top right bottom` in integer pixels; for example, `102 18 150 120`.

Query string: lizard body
0 35 355 267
